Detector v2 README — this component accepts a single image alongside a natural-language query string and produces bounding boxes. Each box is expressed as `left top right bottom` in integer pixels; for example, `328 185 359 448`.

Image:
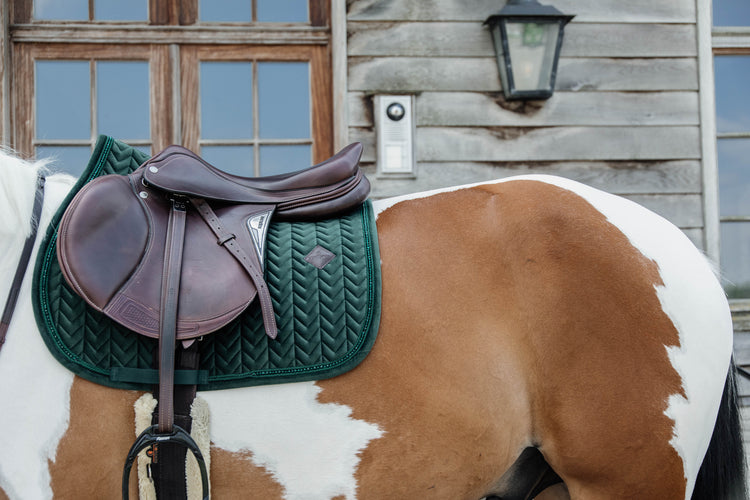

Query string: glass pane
36 146 92 177
97 61 150 139
721 222 750 298
201 62 253 140
714 56 750 133
199 0 252 22
34 0 88 20
36 61 90 140
258 62 310 139
200 145 254 176
714 0 750 27
506 21 559 92
257 0 308 22
94 0 147 20
260 144 311 176
718 139 750 216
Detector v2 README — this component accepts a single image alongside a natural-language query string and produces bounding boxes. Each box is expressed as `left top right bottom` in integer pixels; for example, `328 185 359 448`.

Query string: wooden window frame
13 43 172 155
5 0 335 165
708 8 750 311
181 44 332 165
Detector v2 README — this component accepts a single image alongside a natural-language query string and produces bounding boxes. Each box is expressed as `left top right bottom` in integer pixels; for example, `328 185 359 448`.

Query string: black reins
0 173 46 348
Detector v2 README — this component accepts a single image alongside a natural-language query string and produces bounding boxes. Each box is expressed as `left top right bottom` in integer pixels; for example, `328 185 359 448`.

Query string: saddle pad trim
33 136 382 391
34 137 149 380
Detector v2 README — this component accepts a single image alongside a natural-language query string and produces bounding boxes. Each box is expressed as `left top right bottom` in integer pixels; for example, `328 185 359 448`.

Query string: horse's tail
692 358 747 500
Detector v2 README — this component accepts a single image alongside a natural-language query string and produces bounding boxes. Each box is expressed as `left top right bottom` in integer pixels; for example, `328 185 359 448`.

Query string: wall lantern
485 0 574 100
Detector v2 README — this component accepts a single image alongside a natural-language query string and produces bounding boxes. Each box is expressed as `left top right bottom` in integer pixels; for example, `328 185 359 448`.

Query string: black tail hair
692 358 747 500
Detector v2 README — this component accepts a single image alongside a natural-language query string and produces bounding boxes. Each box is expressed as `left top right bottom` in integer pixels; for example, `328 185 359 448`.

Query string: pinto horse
0 147 745 500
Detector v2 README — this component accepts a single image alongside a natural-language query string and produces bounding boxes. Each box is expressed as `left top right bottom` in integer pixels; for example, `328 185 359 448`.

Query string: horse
0 146 745 500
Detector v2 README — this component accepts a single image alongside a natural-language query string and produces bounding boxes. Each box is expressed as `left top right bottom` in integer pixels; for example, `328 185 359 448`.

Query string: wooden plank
179 0 197 25
10 25 330 44
557 58 698 91
348 57 698 92
620 194 702 228
348 91 699 128
310 0 329 26
735 331 750 365
347 22 697 58
411 126 701 162
682 228 703 251
347 0 695 23
361 160 701 198
11 0 31 24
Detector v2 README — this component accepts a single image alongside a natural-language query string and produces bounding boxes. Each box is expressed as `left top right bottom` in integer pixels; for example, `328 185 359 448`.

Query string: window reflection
200 62 253 139
713 0 750 27
260 145 311 176
98 61 150 139
201 146 254 176
258 62 310 139
34 0 88 20
36 61 90 140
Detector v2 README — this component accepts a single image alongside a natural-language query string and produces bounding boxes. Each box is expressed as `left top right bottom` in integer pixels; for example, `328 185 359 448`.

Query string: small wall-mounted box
375 94 416 178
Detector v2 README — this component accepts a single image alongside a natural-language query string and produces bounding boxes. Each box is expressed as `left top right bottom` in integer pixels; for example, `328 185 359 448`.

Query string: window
9 0 332 176
712 0 750 298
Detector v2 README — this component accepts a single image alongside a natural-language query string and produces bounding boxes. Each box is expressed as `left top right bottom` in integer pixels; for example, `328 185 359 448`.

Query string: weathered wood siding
346 0 704 249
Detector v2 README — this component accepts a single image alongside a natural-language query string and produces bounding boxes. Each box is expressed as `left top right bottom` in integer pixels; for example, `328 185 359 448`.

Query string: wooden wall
345 0 704 249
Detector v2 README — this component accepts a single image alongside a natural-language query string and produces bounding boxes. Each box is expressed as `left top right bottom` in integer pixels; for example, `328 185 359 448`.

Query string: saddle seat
144 143 365 219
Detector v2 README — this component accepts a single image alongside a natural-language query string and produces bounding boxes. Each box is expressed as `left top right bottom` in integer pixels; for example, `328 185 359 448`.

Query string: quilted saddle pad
33 136 382 391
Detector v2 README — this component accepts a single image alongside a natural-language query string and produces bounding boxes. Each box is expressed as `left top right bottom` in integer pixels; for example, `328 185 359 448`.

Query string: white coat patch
202 382 383 500
0 171 76 500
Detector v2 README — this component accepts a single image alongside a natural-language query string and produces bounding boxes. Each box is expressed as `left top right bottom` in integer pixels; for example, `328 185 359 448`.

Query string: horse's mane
0 149 74 237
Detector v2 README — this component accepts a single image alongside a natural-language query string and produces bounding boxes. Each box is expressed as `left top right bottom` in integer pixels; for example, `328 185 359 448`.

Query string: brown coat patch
317 181 685 498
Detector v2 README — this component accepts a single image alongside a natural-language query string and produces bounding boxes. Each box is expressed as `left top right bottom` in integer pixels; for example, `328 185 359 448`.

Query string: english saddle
56 142 369 499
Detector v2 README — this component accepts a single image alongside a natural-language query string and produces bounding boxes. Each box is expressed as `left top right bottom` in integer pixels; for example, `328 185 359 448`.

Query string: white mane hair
0 148 76 279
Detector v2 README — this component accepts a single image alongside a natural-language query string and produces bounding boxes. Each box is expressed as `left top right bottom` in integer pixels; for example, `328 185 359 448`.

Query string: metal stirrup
122 424 209 500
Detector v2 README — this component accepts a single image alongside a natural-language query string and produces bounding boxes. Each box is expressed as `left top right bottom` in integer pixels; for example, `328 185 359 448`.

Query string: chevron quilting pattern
33 136 381 391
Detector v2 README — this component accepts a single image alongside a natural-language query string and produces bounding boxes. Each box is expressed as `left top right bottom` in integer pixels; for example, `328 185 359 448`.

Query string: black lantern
485 0 574 100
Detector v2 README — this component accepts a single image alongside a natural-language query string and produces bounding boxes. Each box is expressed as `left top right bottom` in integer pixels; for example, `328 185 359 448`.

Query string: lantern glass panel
505 20 560 92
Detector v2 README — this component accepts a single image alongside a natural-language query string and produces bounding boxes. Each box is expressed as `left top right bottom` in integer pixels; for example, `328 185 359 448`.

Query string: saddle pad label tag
304 245 336 270
246 209 274 267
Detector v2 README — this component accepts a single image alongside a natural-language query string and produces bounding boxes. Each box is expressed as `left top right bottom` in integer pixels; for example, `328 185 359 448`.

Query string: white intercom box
375 94 416 177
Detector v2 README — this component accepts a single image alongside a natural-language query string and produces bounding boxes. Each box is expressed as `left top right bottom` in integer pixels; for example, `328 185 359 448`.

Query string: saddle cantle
56 142 368 341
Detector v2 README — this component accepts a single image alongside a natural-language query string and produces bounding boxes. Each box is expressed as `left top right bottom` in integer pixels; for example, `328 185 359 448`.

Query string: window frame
4 0 335 167
708 6 750 309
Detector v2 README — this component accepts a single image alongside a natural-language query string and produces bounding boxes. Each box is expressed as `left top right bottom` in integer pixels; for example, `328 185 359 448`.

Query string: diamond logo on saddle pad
305 245 336 269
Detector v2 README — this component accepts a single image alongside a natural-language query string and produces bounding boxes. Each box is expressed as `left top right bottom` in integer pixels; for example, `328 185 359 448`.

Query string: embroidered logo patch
304 245 336 270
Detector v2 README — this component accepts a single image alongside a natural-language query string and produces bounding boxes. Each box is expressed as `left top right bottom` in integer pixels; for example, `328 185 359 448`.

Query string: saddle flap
57 175 149 310
58 171 262 340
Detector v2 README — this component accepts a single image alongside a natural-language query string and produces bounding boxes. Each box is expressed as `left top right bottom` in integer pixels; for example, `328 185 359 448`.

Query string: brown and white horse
0 148 745 500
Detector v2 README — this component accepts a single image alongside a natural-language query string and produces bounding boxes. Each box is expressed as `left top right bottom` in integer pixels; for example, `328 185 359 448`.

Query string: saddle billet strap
0 174 45 348
190 198 278 340
158 197 187 433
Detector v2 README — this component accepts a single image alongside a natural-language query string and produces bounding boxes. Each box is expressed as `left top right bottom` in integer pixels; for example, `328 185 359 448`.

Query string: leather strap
0 174 45 348
157 197 187 433
152 342 201 499
190 198 278 339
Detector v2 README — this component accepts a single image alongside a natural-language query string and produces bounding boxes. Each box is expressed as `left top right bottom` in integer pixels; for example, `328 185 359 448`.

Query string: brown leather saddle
56 142 369 499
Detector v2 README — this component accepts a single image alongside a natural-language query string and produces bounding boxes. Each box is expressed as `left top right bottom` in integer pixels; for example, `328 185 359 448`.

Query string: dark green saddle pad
33 136 381 391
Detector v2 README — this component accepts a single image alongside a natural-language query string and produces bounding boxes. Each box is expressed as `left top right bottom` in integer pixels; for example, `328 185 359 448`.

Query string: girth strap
158 197 187 433
190 198 278 340
0 174 45 348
